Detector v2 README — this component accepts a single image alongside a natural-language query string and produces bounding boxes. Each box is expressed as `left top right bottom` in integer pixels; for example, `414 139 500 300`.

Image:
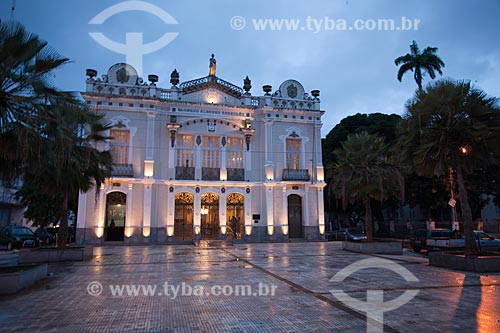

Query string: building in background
0 179 25 228
77 57 326 244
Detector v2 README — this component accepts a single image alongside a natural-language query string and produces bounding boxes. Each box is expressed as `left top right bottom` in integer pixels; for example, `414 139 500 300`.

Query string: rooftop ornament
170 69 180 87
311 90 320 99
243 76 252 94
263 85 272 96
148 74 159 86
86 68 97 79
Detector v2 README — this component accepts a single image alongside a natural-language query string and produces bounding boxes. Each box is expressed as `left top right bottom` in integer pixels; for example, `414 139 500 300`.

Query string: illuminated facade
76 58 326 244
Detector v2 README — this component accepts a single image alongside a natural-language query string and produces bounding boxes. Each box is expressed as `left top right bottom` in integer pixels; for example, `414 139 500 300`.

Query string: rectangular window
176 135 195 167
286 138 301 170
202 136 220 168
110 130 130 165
227 137 244 169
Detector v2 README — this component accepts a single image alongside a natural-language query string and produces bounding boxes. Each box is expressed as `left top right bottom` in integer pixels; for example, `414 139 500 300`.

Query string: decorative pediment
180 76 243 99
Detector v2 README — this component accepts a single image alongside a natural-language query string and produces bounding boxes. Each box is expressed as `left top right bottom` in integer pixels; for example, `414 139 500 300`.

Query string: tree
20 99 113 248
398 80 500 255
395 41 445 91
330 132 403 241
0 20 71 179
0 21 113 248
323 113 402 218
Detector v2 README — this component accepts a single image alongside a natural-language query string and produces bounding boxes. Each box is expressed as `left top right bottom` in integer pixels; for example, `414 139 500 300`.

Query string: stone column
76 191 87 244
142 182 153 241
166 187 175 241
193 190 201 240
282 185 288 236
264 183 274 237
219 191 227 239
317 187 325 236
126 183 134 240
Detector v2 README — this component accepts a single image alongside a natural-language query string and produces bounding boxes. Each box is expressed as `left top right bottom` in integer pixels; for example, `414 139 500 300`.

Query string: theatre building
76 57 326 244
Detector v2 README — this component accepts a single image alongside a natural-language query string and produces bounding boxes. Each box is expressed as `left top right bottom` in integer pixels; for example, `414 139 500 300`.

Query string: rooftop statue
209 54 216 76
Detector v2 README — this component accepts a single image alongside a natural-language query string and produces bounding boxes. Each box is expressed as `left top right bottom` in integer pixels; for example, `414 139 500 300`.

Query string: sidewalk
0 242 499 332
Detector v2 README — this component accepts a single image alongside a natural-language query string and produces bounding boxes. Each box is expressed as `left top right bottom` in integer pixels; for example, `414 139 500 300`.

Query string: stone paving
0 242 499 332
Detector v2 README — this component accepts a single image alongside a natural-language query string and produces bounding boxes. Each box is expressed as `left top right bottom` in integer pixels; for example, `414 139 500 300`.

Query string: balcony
202 168 220 181
176 167 195 180
227 168 245 181
112 164 134 177
282 169 310 181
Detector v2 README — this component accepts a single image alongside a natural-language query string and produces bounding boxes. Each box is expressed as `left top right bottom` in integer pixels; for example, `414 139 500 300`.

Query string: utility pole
449 167 459 231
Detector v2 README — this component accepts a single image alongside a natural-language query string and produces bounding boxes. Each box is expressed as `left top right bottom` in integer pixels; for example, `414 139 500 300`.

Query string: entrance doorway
105 192 126 241
226 193 244 240
288 194 303 238
174 192 194 240
201 192 219 240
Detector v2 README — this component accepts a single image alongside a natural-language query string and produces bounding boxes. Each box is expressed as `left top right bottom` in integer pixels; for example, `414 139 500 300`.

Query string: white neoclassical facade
76 57 326 244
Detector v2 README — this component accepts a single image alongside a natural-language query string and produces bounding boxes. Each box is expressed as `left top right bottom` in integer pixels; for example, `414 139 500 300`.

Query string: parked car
0 226 38 250
410 229 463 253
45 225 76 244
410 229 500 253
326 228 367 241
34 227 57 245
474 231 500 252
345 228 367 241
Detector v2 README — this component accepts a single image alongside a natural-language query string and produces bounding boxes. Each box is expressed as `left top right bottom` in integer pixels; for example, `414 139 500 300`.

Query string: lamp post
449 167 459 231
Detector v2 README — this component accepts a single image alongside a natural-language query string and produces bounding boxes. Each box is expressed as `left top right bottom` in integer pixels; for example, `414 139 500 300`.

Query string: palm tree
330 132 403 242
398 80 500 256
395 41 445 91
21 99 113 248
0 21 113 248
0 20 70 179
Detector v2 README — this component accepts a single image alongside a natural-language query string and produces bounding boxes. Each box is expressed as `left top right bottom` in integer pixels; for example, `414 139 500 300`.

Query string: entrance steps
193 240 233 248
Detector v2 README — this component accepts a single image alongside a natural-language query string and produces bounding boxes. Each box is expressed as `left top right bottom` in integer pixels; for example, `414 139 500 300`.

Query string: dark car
34 227 57 245
0 226 38 250
326 228 367 241
345 228 367 241
46 225 76 244
474 231 500 252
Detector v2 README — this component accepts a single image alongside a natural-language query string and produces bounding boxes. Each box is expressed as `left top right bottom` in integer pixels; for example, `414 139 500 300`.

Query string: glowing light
195 226 201 235
317 166 325 181
281 225 289 235
96 227 104 238
207 92 219 104
142 227 150 237
124 227 134 238
166 226 174 237
265 165 274 181
201 207 209 215
267 226 274 235
221 226 227 234
220 169 227 181
144 160 154 178
245 226 252 236
319 225 325 235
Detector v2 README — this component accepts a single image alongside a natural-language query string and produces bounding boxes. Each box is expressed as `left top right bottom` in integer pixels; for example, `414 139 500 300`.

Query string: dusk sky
2 0 499 137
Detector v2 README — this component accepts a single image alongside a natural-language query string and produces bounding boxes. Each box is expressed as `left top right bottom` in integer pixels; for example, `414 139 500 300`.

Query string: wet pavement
0 242 499 332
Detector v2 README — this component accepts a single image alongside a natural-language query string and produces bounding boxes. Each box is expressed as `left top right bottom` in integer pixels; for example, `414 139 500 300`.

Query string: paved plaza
0 242 499 332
